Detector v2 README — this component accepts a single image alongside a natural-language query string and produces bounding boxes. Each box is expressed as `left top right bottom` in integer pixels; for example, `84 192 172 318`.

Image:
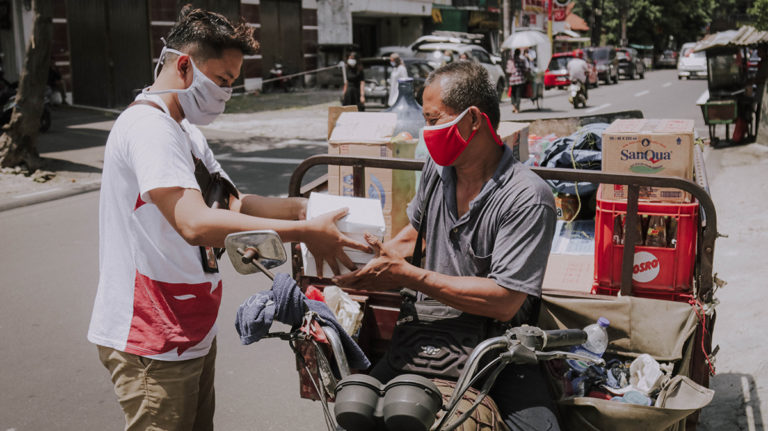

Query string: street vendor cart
280 109 719 430
694 25 768 147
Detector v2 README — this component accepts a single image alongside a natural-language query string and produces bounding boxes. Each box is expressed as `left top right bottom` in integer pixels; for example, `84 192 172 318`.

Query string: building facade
0 0 503 108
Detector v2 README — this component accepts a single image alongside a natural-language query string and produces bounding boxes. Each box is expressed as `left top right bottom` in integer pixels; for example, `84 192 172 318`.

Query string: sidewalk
0 88 340 212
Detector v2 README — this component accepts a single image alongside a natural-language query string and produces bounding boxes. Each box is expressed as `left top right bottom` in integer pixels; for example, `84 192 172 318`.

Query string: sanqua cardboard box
601 119 694 203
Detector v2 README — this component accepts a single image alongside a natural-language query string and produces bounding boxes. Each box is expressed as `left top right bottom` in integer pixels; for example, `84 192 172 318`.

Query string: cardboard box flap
306 192 386 236
605 119 695 135
329 112 398 144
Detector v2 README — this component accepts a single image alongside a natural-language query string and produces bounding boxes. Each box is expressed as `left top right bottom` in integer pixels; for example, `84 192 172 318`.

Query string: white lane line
662 82 672 88
634 90 650 97
586 103 611 114
216 155 306 164
14 188 61 199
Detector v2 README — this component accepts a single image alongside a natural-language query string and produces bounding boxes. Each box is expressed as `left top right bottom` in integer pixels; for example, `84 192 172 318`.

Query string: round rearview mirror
224 230 287 276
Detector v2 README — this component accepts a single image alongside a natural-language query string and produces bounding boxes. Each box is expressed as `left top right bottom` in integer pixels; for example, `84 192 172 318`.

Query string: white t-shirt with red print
88 93 232 361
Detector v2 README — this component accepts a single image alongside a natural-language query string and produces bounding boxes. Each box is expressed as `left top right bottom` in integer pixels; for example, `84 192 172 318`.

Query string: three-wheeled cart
694 26 768 147
285 112 719 430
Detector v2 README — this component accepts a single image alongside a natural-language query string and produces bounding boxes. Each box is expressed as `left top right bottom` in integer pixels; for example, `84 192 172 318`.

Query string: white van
678 42 707 80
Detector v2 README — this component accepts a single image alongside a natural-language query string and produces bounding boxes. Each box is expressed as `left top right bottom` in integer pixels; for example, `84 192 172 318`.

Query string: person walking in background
525 47 537 69
388 53 408 106
441 49 454 67
342 51 365 111
506 48 529 113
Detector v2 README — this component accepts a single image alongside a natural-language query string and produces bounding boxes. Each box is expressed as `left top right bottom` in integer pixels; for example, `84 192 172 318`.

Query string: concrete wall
379 16 425 47
317 0 352 45
349 0 431 17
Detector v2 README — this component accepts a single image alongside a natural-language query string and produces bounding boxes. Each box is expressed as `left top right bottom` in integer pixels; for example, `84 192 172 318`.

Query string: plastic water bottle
566 317 610 372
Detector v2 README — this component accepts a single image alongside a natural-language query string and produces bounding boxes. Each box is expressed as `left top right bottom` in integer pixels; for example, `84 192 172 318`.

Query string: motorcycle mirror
224 230 287 276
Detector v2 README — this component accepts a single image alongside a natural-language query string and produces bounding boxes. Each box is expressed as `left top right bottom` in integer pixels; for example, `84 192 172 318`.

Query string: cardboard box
542 220 595 294
497 121 530 161
327 105 358 140
327 112 417 240
601 119 694 202
301 193 385 278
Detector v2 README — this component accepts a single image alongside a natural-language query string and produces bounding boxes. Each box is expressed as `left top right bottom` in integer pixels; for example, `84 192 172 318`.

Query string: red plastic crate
593 192 699 296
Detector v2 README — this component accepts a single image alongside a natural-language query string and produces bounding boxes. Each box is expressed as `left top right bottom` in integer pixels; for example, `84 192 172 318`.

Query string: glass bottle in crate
645 215 668 247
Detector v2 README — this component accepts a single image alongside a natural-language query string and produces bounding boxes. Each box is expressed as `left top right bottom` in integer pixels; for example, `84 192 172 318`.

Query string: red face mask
423 107 501 166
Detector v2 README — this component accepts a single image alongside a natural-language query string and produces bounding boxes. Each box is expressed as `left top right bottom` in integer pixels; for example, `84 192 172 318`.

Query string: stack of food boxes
593 119 699 301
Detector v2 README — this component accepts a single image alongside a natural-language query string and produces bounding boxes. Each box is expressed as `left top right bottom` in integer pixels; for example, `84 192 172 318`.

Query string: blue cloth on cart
540 122 609 196
235 272 371 370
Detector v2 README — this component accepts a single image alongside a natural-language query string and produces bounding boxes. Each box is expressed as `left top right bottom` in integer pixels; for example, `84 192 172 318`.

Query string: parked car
544 51 599 89
655 49 678 68
361 57 435 107
677 42 707 80
584 46 619 84
413 42 506 97
377 31 497 58
617 47 645 79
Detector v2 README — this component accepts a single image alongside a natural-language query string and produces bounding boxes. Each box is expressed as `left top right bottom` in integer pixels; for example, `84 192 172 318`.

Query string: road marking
662 82 672 88
634 90 650 97
14 188 61 199
586 103 611 114
742 376 756 431
216 155 306 164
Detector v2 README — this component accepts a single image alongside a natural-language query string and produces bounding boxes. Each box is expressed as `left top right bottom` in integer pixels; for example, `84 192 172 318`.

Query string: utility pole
591 0 603 46
503 0 511 41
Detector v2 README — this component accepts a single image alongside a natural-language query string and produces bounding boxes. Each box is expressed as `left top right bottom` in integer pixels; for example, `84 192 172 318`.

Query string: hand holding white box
301 193 386 278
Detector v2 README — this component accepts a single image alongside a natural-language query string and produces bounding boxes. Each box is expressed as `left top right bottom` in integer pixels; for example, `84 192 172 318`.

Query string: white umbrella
501 31 551 73
501 30 549 50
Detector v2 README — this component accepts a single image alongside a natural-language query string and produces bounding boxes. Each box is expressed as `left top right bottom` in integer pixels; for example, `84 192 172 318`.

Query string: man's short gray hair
424 61 500 130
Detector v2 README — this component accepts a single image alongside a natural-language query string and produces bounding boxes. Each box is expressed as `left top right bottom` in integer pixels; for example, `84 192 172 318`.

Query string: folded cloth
235 272 371 370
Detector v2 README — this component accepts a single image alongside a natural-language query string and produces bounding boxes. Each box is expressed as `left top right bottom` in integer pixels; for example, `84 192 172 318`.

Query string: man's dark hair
165 5 259 62
424 61 500 130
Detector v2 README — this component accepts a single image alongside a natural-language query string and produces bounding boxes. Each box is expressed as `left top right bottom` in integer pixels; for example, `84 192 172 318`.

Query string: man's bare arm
334 234 527 321
149 187 369 274
230 194 306 220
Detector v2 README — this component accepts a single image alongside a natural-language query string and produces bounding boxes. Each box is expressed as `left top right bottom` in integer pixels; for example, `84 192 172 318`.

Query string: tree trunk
0 0 53 171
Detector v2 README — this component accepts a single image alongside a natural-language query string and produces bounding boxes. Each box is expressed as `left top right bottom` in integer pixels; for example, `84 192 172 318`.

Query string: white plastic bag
629 354 664 395
323 285 364 336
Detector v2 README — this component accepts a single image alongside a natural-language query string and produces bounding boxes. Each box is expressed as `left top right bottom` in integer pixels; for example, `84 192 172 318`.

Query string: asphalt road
2 68 765 430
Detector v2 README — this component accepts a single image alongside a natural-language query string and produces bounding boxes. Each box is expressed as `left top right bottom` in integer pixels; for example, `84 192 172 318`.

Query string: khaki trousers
98 340 216 431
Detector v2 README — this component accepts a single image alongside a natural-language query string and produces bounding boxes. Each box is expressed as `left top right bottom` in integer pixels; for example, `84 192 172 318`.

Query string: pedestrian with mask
335 61 559 431
342 51 365 111
388 53 408 106
507 48 530 113
88 5 369 431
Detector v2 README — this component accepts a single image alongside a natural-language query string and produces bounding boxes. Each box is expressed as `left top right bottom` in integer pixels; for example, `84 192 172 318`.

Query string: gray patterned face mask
145 47 232 125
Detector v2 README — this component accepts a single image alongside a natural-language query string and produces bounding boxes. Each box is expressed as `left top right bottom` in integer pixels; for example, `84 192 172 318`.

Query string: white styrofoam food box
301 193 386 278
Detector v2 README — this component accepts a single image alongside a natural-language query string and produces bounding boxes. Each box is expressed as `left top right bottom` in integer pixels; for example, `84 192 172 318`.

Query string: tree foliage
748 0 768 30
573 0 714 52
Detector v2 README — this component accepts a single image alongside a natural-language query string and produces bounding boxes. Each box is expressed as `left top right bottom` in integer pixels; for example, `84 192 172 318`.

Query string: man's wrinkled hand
333 233 407 291
304 207 371 277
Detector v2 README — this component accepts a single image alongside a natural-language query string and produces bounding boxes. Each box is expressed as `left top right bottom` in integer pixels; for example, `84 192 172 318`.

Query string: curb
0 181 101 212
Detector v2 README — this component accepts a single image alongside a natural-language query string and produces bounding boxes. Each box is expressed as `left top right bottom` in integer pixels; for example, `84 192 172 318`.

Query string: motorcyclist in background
567 51 590 101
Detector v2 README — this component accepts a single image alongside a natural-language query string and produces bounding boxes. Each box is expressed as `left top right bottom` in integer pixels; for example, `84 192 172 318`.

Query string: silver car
413 42 507 98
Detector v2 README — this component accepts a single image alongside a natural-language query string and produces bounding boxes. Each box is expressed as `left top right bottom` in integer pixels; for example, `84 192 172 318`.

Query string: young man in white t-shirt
88 6 369 430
